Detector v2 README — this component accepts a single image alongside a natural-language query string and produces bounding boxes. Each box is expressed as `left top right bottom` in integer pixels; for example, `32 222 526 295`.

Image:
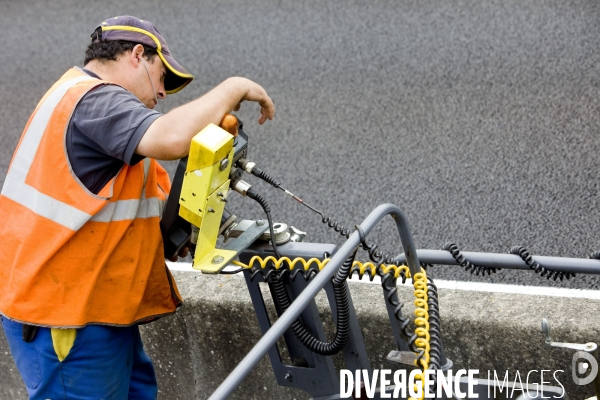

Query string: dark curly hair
84 28 158 65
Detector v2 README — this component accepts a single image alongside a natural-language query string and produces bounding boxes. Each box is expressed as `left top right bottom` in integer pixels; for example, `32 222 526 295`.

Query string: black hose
251 167 281 189
426 277 442 371
246 186 353 356
380 273 418 351
510 246 575 281
246 188 281 259
443 242 499 276
250 267 319 282
274 253 355 356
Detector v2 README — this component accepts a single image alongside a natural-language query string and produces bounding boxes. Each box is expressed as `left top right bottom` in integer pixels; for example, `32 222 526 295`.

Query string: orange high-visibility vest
0 68 182 327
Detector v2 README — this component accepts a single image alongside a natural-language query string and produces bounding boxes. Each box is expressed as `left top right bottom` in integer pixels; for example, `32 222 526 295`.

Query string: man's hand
137 77 275 160
237 77 274 125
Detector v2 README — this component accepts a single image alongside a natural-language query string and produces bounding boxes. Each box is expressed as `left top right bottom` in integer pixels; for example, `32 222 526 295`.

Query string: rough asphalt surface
1 0 600 289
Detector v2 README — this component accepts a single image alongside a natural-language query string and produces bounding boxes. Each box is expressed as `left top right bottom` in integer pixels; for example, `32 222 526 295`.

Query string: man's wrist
223 77 251 100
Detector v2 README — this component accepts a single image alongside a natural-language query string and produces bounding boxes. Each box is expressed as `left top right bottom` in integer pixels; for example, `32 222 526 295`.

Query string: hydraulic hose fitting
236 157 281 189
238 157 256 174
232 178 252 197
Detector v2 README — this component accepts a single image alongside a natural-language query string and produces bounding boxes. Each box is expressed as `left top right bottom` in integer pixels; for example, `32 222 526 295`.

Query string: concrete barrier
1 269 599 399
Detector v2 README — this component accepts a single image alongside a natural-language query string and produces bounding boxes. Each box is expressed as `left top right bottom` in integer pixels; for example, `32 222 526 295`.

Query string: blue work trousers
2 316 158 400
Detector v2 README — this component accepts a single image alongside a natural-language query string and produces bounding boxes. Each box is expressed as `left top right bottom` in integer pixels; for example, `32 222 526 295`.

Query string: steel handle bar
394 250 600 274
208 203 420 400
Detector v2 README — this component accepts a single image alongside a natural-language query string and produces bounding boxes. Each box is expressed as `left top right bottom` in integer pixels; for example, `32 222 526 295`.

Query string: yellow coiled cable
232 257 411 279
233 255 326 271
409 269 430 400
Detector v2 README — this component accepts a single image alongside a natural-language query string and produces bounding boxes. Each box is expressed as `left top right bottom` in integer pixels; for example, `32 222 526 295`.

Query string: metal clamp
289 226 307 243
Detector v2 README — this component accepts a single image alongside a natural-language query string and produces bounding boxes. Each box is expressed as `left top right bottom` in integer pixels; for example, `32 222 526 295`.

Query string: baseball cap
93 16 194 94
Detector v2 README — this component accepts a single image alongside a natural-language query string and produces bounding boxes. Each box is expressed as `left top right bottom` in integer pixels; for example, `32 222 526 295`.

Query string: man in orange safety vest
0 15 274 399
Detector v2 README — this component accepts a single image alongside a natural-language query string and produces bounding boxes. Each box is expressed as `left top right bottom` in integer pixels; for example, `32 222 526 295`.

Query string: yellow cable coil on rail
232 257 431 399
409 269 430 400
232 256 411 279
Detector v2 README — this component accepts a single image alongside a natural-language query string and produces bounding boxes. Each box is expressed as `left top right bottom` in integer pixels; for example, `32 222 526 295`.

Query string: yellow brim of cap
101 25 194 94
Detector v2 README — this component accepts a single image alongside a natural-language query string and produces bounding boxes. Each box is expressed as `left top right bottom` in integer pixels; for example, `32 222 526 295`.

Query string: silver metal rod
394 250 600 274
209 204 420 399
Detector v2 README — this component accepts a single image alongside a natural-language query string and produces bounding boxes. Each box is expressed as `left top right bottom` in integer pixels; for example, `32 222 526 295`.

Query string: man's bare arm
136 77 274 160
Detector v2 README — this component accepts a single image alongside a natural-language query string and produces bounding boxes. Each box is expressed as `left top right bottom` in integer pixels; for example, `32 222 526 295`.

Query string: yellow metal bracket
178 123 272 273
178 123 235 271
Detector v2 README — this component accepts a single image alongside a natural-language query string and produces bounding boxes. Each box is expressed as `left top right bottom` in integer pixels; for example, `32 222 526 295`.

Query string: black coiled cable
426 277 442 371
380 273 418 354
320 214 429 274
510 246 575 281
246 170 442 365
247 188 351 355
590 251 600 260
321 216 352 239
246 188 281 259
251 167 281 189
271 253 356 356
443 242 499 276
360 237 397 266
318 214 397 266
250 266 319 282
381 274 418 344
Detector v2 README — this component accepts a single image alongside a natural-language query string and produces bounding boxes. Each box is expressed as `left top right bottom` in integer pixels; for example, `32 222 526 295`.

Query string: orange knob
219 114 238 137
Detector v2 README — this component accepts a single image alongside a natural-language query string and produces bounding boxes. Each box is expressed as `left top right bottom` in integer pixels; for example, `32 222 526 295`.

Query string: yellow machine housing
179 123 236 272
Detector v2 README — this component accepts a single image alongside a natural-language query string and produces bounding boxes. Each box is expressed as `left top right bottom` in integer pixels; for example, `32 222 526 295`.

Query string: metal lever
541 318 598 352
542 318 600 399
386 350 417 367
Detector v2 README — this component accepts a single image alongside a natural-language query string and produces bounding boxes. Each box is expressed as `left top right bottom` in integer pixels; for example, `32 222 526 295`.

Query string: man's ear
131 44 145 66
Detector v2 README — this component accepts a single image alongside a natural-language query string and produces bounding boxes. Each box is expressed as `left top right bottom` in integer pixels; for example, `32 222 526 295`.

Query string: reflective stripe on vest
89 159 165 223
1 76 164 229
1 75 95 230
90 198 164 222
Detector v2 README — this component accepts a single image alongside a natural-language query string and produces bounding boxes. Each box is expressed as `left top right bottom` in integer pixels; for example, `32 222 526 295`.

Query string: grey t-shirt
66 68 161 194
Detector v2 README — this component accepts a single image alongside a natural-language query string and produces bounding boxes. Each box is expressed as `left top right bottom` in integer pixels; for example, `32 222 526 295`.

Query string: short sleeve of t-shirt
67 74 161 194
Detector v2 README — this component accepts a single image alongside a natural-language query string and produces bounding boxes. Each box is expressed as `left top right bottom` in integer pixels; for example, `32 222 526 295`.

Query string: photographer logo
572 351 598 386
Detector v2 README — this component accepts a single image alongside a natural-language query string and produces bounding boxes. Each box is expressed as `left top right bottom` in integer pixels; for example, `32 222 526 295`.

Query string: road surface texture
1 0 600 289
